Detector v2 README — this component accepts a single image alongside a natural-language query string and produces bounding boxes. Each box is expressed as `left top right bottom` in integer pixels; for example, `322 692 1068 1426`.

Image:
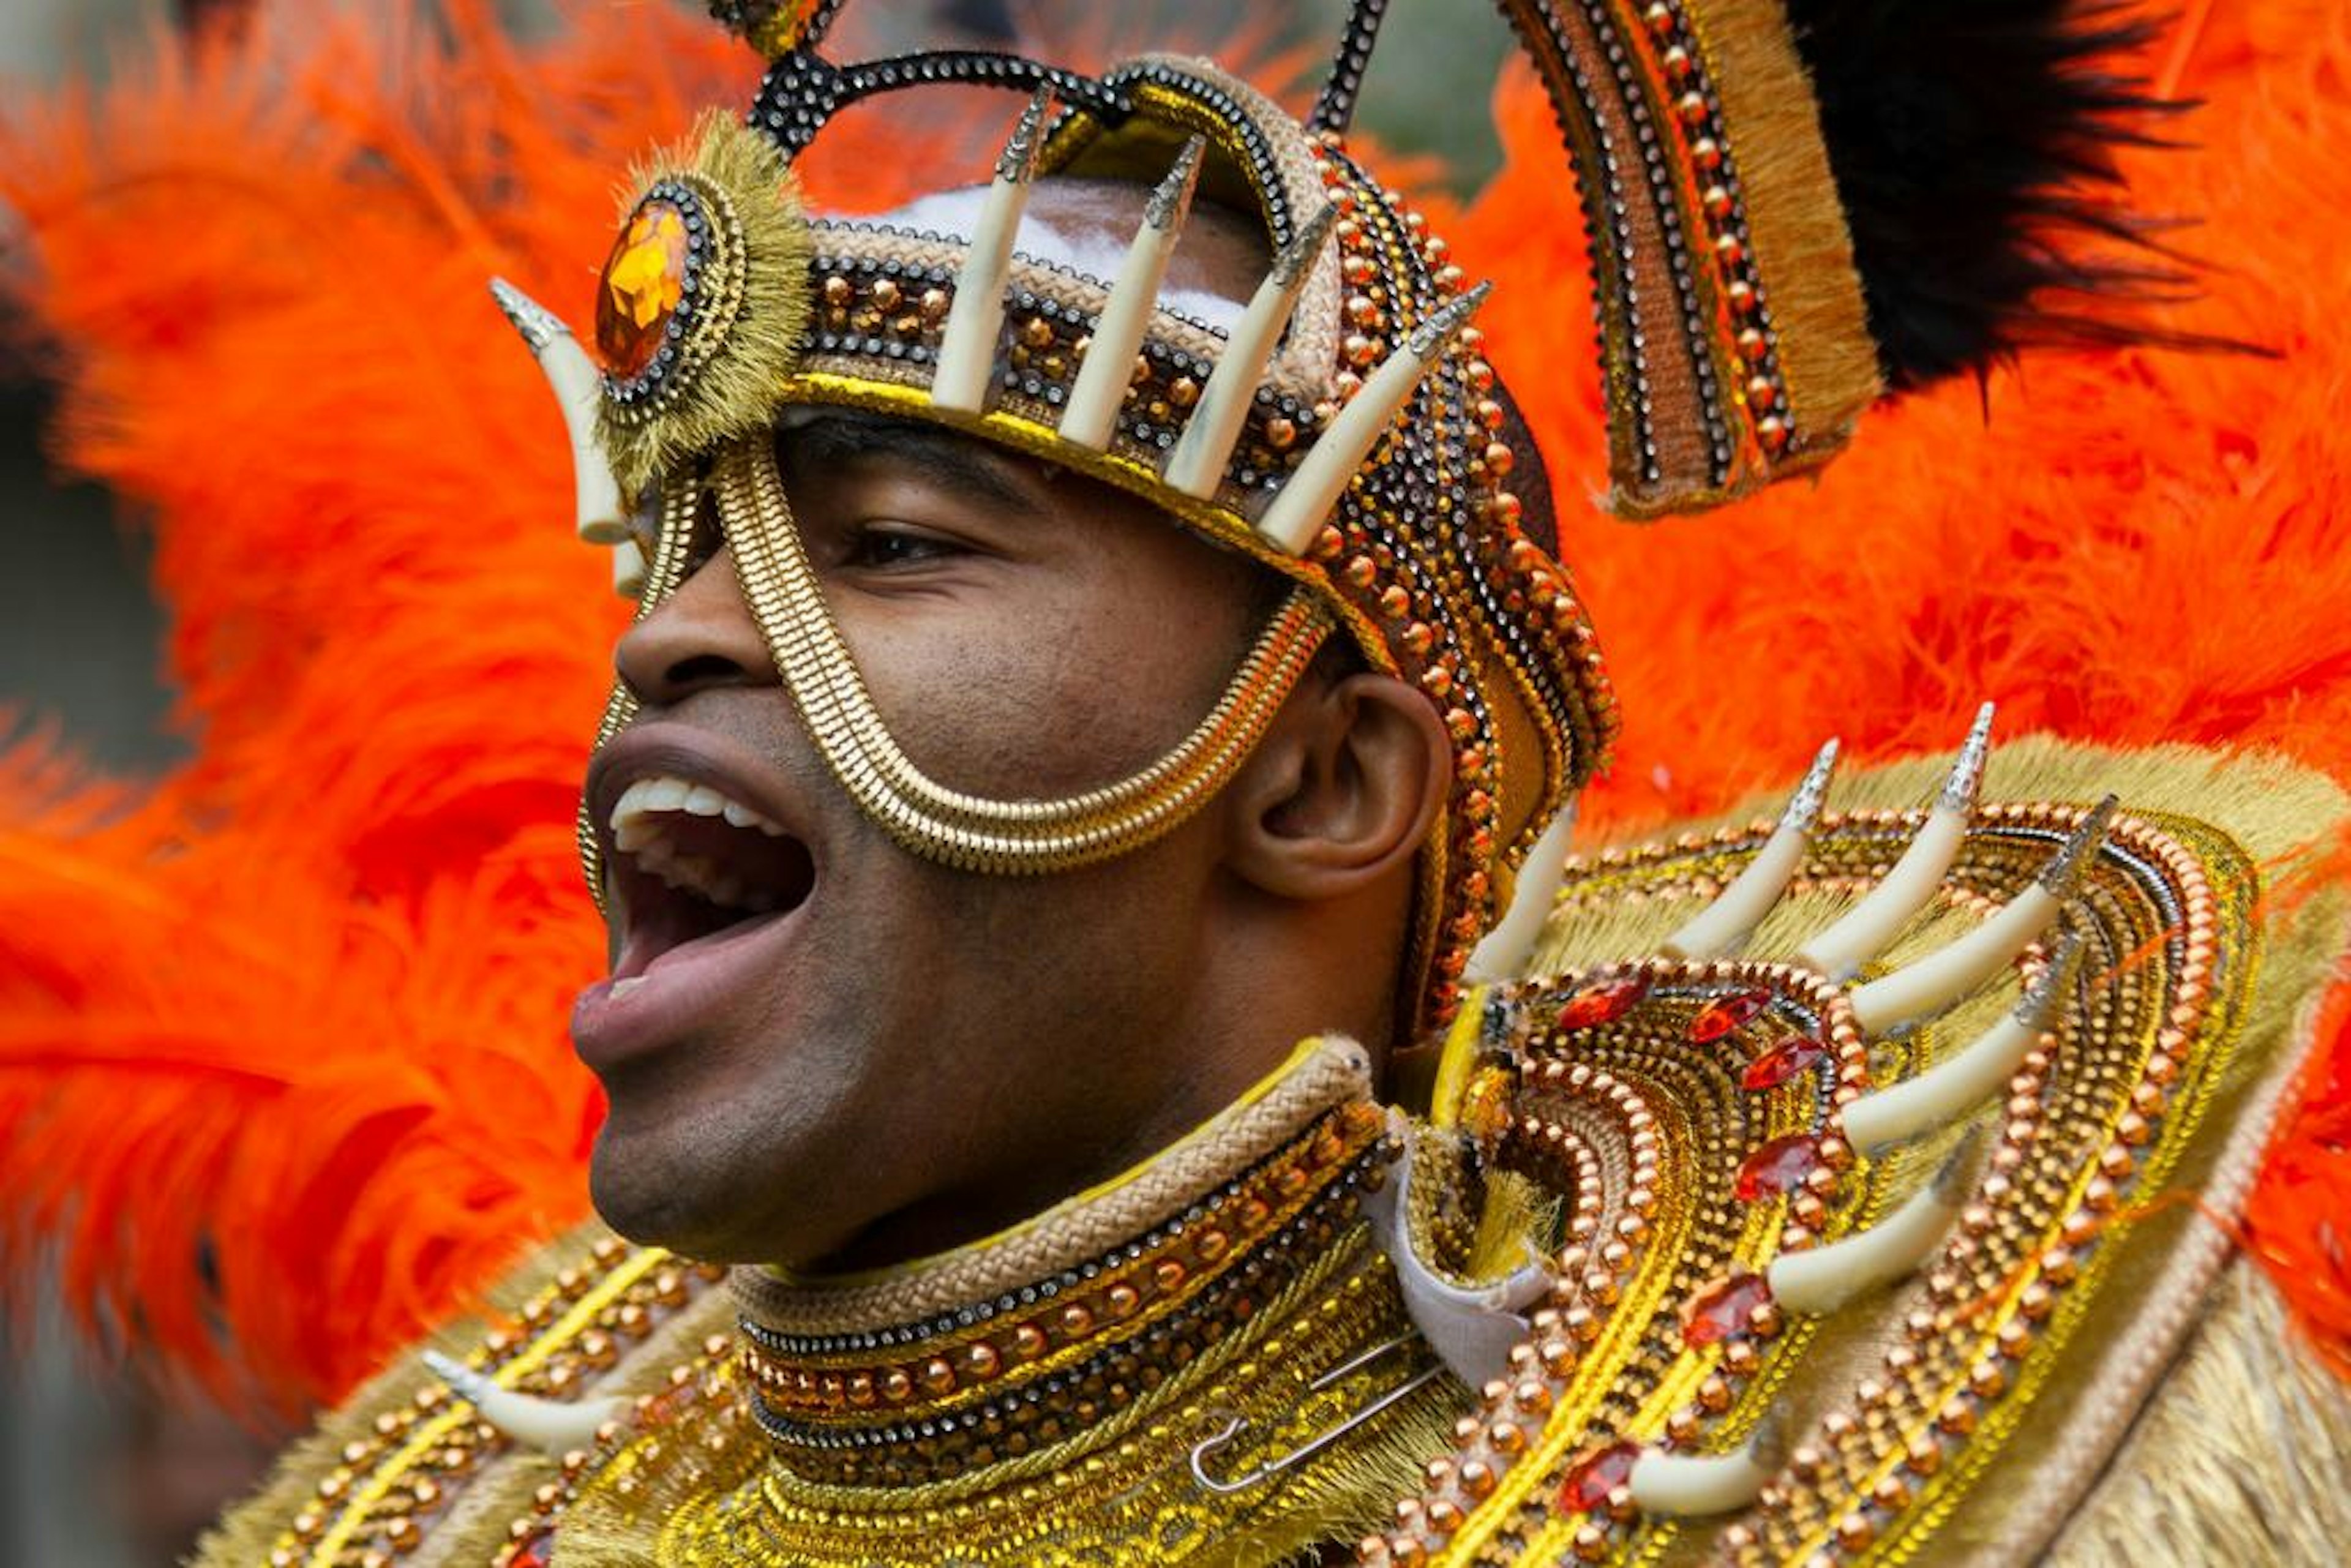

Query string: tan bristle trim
1689 0 1881 463
599 111 811 497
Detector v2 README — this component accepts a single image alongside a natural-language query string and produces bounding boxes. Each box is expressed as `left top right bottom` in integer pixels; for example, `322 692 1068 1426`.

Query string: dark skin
578 180 1452 1271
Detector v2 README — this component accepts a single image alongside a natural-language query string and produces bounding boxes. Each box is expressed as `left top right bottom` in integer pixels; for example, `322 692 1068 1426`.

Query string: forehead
867 177 1274 334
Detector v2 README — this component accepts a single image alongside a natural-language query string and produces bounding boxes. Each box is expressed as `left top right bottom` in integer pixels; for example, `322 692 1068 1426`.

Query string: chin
583 1101 849 1266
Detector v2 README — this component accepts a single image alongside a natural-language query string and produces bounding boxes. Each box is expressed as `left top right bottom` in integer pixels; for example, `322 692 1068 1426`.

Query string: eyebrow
780 414 1044 517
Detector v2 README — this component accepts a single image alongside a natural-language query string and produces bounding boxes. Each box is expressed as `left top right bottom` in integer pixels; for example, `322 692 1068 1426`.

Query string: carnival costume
5 1 2351 1565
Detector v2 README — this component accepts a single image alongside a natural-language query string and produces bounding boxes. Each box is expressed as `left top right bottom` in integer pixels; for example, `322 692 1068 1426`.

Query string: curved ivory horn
1840 929 2084 1156
1253 281 1493 555
488 278 628 546
1767 1129 1979 1316
1465 798 1579 984
1847 795 2116 1035
1161 202 1340 498
612 536 650 600
932 89 1051 416
422 1349 626 1455
1059 137 1204 450
1798 703 1994 978
1661 738 1839 961
1629 1410 1787 1515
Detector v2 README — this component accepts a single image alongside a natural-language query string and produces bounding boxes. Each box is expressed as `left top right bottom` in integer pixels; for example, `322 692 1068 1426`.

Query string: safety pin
1188 1333 1445 1494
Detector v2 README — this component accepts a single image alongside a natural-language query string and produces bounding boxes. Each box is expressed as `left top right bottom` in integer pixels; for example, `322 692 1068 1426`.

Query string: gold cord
710 437 1334 874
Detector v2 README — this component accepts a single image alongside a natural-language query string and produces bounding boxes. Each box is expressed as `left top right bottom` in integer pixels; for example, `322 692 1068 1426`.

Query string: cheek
841 595 1232 798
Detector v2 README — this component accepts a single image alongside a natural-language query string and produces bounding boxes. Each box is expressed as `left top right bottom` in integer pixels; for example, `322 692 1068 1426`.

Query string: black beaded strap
1308 0 1392 136
749 46 1134 159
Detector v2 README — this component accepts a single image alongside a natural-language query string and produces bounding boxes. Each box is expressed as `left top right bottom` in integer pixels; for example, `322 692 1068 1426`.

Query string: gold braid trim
547 1234 1459 1567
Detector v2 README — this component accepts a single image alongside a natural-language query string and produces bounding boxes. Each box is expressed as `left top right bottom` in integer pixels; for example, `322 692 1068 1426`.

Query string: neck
811 914 1404 1275
696 1037 1450 1558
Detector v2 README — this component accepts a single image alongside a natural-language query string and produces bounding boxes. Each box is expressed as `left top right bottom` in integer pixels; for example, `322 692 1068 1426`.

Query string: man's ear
1224 670 1451 899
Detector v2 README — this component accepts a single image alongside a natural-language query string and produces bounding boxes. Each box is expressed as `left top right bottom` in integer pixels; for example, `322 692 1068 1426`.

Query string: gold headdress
497 0 2167 1030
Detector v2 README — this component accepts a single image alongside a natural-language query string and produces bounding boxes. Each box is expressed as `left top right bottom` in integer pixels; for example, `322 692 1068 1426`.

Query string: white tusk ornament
1840 929 2085 1155
1466 800 1580 984
1767 1129 1980 1315
1161 203 1340 498
1252 281 1493 556
488 277 628 547
1628 1410 1787 1515
1661 738 1839 961
932 89 1051 416
1059 137 1205 451
1798 702 1995 978
1847 795 2117 1035
422 1348 627 1456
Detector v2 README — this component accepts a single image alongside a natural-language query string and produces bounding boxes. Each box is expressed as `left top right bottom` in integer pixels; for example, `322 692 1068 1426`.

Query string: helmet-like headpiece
499 0 2170 1031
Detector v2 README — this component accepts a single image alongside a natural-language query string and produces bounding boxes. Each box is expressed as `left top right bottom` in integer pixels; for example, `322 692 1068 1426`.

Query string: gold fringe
188 1225 609 1568
1548 735 2351 1565
598 112 811 498
1685 0 1881 467
1586 733 2348 874
2049 1263 2351 1566
189 1225 733 1568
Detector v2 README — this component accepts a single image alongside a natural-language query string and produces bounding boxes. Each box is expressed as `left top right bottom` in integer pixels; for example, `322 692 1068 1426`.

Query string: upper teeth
609 773 790 910
612 774 786 838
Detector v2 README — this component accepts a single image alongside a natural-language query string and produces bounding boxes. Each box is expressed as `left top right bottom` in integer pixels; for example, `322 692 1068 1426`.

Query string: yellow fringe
1685 0 1881 467
2049 1264 2351 1566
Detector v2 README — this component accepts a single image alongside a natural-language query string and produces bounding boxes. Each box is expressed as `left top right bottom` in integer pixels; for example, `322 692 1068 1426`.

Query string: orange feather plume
1459 1 2351 1371
2 0 2349 1419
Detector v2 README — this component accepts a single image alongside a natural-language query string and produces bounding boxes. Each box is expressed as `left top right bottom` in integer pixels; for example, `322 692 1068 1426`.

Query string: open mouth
605 772 817 983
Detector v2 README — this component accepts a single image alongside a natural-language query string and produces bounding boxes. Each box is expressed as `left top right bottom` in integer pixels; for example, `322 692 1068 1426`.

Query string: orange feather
2 0 2349 1419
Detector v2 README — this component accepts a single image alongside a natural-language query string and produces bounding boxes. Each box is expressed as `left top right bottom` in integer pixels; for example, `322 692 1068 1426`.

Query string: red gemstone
1689 989 1772 1043
1740 1032 1829 1091
1683 1270 1774 1348
1736 1133 1824 1201
1558 1438 1640 1512
504 1526 557 1568
1558 975 1649 1031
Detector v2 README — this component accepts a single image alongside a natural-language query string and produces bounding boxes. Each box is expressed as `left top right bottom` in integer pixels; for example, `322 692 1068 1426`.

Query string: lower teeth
610 977 648 999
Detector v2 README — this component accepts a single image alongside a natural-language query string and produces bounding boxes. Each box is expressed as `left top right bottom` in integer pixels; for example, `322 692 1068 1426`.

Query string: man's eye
846 527 964 569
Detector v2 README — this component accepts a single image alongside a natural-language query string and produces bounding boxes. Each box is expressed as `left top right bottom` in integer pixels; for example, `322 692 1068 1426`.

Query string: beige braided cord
733 1037 1376 1335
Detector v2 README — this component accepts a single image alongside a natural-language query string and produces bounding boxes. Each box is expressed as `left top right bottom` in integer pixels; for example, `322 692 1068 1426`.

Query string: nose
613 546 779 707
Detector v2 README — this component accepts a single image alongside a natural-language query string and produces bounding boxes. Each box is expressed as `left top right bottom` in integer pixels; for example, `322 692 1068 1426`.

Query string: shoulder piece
1360 733 2350 1566
195 1226 732 1568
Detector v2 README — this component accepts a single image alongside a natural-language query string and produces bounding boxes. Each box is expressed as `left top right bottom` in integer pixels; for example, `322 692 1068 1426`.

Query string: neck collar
730 1037 1393 1491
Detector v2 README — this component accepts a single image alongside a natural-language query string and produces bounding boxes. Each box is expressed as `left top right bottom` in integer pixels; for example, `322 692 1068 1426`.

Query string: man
577 185 1453 1273
31 0 2344 1563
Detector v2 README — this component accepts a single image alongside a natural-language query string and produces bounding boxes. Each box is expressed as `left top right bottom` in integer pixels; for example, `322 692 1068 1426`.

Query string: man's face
573 415 1273 1266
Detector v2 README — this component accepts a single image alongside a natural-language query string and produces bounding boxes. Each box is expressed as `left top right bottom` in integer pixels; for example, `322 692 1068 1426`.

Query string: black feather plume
1783 0 2212 391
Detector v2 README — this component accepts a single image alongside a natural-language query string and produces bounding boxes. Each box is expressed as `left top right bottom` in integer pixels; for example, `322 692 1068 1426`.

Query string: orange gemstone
596 200 692 380
1741 1031 1829 1091
1736 1133 1823 1200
